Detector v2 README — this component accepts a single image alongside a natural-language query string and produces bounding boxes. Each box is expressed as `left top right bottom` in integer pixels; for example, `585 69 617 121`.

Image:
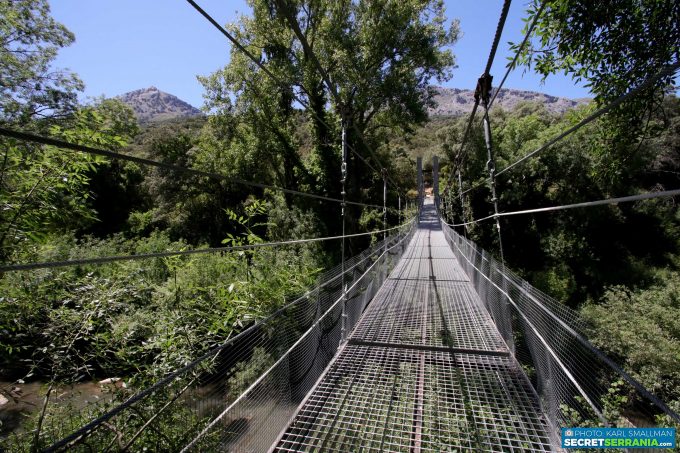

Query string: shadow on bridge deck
271 199 556 452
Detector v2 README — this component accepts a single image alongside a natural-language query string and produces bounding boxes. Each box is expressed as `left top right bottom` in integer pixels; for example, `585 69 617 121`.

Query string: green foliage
2 380 222 452
582 271 680 405
226 347 274 402
512 0 679 132
0 223 322 384
558 381 637 453
0 231 182 379
223 198 272 246
198 0 458 240
128 116 240 246
439 97 680 306
0 99 138 260
0 0 83 126
655 401 680 453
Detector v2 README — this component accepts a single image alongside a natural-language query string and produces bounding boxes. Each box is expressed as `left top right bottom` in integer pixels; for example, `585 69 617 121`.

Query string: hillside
117 86 202 123
430 86 590 116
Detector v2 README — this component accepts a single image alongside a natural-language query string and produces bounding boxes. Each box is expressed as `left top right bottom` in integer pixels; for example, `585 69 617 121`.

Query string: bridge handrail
440 219 680 431
44 221 416 452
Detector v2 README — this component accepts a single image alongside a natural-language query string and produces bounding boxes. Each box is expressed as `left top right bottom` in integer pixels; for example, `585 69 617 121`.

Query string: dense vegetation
0 0 453 448
438 0 680 423
438 96 680 410
0 0 678 449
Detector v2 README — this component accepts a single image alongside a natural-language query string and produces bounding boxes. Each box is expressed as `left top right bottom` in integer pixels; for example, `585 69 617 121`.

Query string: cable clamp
474 73 494 105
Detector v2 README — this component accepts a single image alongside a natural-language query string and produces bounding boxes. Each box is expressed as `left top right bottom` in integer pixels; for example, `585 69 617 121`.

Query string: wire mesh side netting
13 224 415 453
440 222 680 440
273 201 556 452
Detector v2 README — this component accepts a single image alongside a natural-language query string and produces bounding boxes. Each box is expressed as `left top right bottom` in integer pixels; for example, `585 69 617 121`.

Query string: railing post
432 155 439 213
398 194 402 227
382 168 387 252
340 113 348 344
457 170 467 238
416 157 423 222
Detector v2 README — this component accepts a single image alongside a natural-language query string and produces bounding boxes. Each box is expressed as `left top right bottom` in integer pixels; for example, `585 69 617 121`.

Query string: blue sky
50 0 590 108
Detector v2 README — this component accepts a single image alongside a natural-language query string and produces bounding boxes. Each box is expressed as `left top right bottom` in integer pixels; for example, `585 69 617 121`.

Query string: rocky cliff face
117 87 202 123
429 86 590 116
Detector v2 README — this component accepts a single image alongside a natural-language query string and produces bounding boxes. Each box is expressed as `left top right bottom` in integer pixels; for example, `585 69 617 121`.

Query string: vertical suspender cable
340 116 348 344
382 168 388 251
457 170 468 239
477 74 505 265
398 195 402 229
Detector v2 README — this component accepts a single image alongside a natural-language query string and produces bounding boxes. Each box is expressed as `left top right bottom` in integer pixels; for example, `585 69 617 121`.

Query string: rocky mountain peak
117 87 202 124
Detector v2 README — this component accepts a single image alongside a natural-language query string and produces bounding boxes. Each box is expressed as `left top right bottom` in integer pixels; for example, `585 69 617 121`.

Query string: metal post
416 157 423 222
457 170 467 238
340 115 348 344
476 74 505 264
382 168 387 250
432 155 439 214
398 195 402 227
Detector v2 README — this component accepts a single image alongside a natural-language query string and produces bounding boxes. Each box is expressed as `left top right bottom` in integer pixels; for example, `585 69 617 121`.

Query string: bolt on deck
273 201 556 452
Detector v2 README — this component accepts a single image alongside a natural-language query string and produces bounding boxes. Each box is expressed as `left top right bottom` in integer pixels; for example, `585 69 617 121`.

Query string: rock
98 377 121 385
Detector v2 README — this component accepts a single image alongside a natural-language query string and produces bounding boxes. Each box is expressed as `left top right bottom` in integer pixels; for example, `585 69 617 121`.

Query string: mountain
429 87 590 117
117 87 202 124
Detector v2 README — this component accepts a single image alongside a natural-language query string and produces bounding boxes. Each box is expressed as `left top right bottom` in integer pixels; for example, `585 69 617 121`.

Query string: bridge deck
272 201 556 452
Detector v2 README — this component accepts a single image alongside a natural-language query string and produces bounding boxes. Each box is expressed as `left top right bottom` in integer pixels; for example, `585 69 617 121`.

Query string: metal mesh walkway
272 200 556 452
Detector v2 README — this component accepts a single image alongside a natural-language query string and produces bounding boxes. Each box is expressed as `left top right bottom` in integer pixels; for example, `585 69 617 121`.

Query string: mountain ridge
429 86 590 116
117 86 202 124
117 86 589 124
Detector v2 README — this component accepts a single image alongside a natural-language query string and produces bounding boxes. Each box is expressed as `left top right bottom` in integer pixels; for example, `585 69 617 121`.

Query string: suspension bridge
2 155 675 452
272 196 554 452
1 0 680 451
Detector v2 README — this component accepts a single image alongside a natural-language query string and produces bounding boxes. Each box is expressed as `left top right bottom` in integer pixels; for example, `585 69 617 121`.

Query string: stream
0 379 121 437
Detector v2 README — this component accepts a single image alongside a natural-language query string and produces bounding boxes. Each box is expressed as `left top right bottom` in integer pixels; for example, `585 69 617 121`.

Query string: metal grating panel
389 256 468 281
413 245 457 259
273 200 556 452
351 280 505 352
275 345 553 452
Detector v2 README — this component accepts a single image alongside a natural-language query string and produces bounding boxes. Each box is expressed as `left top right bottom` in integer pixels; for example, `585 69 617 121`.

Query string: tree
199 0 459 240
583 271 680 405
0 0 83 126
0 99 138 260
513 0 679 133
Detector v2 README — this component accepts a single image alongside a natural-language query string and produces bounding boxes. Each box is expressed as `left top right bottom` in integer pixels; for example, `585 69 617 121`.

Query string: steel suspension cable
487 2 545 110
186 0 404 197
442 188 680 227
477 75 506 264
443 0 512 190
460 61 680 196
483 0 513 76
0 127 388 210
185 0 311 101
0 218 415 273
